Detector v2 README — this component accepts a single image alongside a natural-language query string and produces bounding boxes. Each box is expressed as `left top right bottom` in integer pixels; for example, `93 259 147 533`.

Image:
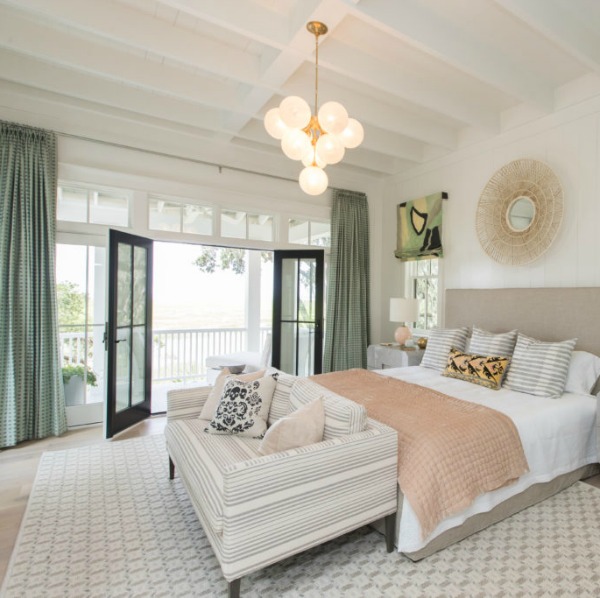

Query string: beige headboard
445 287 600 356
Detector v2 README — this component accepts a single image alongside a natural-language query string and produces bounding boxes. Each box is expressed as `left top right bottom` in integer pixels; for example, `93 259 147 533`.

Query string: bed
328 288 600 559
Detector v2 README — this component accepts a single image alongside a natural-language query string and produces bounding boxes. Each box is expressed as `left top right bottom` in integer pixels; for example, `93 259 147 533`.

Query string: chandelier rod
314 25 319 114
307 21 328 116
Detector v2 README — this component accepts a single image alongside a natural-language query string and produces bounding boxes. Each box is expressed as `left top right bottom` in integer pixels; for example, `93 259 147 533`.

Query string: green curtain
323 189 370 372
0 121 67 447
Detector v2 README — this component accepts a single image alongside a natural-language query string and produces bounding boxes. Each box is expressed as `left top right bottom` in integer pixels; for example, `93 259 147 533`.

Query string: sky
56 241 273 331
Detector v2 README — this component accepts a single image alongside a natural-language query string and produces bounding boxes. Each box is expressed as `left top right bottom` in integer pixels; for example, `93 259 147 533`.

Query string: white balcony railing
60 326 271 385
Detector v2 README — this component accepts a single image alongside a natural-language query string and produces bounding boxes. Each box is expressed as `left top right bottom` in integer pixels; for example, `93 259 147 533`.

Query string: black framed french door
272 250 324 376
105 229 153 438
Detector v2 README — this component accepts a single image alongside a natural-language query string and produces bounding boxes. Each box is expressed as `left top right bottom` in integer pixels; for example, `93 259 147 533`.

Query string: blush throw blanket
311 369 529 538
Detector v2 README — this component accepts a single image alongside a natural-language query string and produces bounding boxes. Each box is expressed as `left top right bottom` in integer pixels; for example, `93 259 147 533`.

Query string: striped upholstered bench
165 374 398 598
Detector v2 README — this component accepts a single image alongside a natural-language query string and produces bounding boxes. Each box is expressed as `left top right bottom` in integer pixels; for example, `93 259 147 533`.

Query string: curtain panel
323 189 370 372
0 121 67 447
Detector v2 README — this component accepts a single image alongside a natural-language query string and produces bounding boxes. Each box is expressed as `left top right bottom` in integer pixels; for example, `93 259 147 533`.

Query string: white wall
379 93 600 341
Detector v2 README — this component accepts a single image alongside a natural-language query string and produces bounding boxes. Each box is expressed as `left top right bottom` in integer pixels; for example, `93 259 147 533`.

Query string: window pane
248 214 273 241
221 210 246 239
417 260 429 276
183 204 212 235
430 259 439 276
310 221 331 247
57 187 88 222
90 191 129 226
149 199 182 232
56 244 106 406
289 219 309 245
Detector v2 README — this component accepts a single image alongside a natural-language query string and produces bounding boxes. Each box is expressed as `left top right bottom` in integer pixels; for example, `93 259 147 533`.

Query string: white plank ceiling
0 0 599 182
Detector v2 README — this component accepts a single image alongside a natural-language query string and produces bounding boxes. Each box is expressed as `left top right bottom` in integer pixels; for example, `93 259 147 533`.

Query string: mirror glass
507 196 535 231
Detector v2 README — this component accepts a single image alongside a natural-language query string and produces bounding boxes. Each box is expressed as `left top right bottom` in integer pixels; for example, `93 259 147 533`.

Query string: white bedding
375 366 598 553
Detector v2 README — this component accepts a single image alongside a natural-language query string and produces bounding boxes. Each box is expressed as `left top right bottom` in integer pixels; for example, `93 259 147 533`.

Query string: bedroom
1 0 600 596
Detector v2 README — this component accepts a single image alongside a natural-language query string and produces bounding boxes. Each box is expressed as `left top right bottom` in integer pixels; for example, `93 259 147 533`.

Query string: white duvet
375 366 598 553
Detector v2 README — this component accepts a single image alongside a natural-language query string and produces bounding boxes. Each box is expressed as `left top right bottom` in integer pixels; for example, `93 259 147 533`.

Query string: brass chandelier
264 21 364 195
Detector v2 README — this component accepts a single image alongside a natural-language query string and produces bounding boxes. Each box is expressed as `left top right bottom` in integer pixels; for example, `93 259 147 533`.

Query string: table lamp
389 298 419 346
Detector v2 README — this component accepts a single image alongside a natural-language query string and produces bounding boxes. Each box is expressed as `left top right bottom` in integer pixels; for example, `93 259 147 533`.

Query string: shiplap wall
379 94 600 341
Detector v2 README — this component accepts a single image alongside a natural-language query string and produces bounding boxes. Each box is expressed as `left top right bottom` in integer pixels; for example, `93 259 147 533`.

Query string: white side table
367 344 424 370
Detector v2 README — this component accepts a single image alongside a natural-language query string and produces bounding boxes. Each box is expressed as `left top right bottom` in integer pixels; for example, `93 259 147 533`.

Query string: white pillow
259 397 325 455
199 367 265 420
564 350 600 395
205 374 277 438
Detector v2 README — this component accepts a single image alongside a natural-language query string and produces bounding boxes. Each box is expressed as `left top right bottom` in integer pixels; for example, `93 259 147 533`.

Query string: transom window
288 219 331 247
149 196 213 235
57 185 130 227
221 210 274 242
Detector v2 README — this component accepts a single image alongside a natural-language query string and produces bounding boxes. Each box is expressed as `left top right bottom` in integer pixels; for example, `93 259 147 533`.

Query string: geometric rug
2 435 600 598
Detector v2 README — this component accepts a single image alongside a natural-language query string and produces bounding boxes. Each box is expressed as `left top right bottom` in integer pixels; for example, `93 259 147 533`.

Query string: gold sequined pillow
442 348 511 390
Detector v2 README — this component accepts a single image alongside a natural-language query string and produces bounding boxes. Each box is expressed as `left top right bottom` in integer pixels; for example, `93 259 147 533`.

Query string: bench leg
228 578 241 598
385 512 396 553
169 457 175 480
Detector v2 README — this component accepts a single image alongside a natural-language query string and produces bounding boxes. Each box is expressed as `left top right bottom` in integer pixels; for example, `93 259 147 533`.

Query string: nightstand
367 344 425 370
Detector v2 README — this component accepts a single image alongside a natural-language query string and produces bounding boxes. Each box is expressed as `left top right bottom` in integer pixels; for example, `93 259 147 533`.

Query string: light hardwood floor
1 418 599 589
0 416 167 587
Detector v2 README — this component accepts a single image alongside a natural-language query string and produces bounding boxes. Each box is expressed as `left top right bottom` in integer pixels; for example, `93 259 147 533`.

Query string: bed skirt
371 463 599 561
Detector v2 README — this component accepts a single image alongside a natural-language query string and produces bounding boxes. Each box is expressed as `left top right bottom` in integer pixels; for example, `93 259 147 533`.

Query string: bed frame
445 287 600 355
397 287 600 560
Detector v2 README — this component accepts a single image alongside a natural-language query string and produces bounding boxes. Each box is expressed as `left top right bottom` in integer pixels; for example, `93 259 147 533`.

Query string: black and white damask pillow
206 374 277 438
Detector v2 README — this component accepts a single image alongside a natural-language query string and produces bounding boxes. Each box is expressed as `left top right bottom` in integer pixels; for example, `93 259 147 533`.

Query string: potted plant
62 364 98 406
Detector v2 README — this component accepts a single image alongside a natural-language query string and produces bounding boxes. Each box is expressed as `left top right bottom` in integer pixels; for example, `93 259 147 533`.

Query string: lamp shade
389 298 419 323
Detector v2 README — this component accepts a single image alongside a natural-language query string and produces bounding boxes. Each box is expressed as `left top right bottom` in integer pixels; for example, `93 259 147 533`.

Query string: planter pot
64 375 85 406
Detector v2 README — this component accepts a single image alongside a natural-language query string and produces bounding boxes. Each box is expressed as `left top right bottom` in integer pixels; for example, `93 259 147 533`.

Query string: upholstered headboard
445 288 600 356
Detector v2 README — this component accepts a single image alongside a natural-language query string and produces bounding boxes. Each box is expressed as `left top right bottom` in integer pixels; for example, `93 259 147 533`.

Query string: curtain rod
56 131 299 185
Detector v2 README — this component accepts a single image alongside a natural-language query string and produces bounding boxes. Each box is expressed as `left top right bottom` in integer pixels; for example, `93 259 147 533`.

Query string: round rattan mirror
476 159 563 265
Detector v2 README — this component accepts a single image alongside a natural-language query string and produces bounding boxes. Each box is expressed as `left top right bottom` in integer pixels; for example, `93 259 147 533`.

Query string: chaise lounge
165 373 398 597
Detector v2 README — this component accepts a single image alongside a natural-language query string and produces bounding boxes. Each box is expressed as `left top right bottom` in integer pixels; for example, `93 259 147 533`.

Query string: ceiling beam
494 0 600 74
0 0 262 84
0 8 246 111
349 0 555 112
319 39 499 130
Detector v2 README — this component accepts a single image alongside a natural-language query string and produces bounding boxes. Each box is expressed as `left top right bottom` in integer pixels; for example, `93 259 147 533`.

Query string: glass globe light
339 118 364 149
299 166 328 196
316 133 345 164
279 96 311 129
318 101 349 135
281 128 311 161
301 146 327 168
264 107 288 140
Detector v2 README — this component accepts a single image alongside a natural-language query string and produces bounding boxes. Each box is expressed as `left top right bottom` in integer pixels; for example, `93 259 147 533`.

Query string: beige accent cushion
258 397 325 455
200 368 266 420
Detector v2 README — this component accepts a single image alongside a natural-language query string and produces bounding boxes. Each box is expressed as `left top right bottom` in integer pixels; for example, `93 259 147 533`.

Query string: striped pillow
290 378 367 439
504 334 577 398
420 327 469 371
267 371 296 425
469 327 517 357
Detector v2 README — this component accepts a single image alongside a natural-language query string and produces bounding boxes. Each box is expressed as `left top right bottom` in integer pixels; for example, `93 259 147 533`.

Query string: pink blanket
311 369 529 538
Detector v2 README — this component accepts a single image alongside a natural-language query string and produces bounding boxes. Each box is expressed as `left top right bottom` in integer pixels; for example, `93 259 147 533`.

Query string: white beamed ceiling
1 0 600 181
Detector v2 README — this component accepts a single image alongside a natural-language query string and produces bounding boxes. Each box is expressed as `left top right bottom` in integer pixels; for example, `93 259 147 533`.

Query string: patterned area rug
3 435 600 598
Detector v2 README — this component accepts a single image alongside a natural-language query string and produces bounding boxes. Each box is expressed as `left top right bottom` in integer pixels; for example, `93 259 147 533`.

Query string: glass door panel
106 229 153 438
115 327 131 413
272 250 324 376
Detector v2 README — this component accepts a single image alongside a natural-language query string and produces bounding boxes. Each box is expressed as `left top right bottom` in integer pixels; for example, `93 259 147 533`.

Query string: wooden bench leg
169 457 175 480
228 578 241 598
385 512 396 553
